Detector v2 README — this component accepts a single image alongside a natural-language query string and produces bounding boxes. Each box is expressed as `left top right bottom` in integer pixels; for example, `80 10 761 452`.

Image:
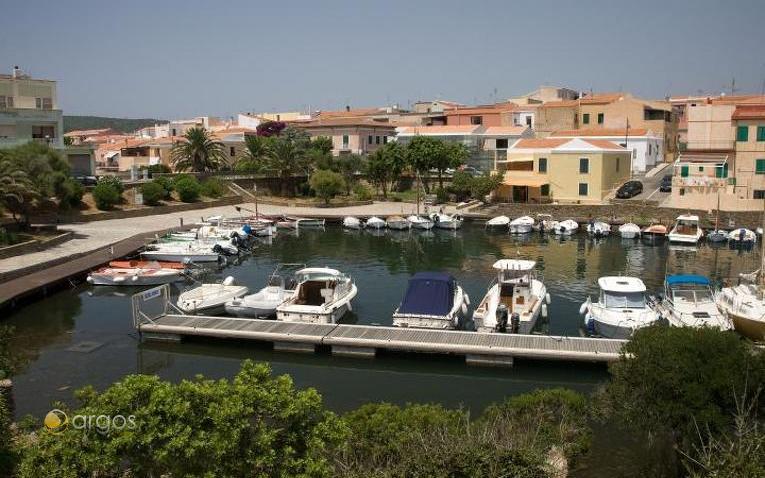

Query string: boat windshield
295 271 344 283
671 286 712 304
602 291 645 308
498 270 531 282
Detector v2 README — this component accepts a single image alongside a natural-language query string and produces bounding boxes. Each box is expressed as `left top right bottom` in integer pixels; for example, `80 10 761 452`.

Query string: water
4 224 760 423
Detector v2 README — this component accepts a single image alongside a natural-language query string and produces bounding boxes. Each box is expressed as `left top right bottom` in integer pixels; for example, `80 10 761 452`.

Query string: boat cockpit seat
320 287 334 303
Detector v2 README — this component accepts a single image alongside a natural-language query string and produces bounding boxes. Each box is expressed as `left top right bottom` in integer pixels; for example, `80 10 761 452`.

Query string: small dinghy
553 219 579 235
343 216 363 229
276 267 357 324
108 260 185 270
87 264 185 286
587 221 611 237
386 216 411 230
141 243 222 263
706 229 728 243
430 212 463 230
392 272 469 329
618 223 641 239
580 276 660 339
533 214 559 233
365 216 386 229
486 215 510 229
641 224 668 242
728 227 756 245
177 276 249 315
407 215 434 230
509 216 535 234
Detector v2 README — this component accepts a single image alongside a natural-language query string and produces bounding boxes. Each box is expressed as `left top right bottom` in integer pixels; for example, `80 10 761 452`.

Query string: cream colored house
0 66 63 148
293 118 396 156
731 105 765 199
493 138 630 204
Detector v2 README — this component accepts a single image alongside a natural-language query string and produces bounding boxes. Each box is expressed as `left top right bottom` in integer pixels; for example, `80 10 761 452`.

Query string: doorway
512 186 528 203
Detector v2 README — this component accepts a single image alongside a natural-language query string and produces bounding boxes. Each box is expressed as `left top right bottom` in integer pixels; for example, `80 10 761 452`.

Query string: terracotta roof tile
583 139 626 149
732 104 765 120
293 117 397 129
397 125 481 135
512 138 570 149
551 128 650 137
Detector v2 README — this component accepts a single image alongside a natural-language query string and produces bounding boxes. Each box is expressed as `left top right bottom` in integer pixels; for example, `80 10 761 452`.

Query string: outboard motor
739 228 746 243
585 315 596 336
212 244 223 254
510 312 520 334
242 224 253 236
495 304 509 333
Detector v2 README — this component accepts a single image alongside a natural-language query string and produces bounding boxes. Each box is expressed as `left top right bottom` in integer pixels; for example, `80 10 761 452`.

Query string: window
757 126 765 141
31 125 55 139
538 157 547 173
541 184 550 196
632 148 637 159
579 157 589 174
496 138 509 149
648 144 652 155
525 116 532 126
470 116 482 125
276 114 281 121
375 136 381 144
42 97 52 110
35 97 42 109
230 146 236 157
737 126 749 142
698 166 704 172
582 113 590 124
578 183 588 196
754 190 765 199
171 129 177 136
383 136 388 144
0 96 12 109
342 135 349 148
368 135 373 144
597 113 604 124
756 159 765 174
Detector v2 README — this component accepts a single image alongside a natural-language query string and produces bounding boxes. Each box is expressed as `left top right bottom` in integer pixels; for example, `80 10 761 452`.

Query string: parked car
659 174 672 192
459 166 482 177
74 175 98 186
616 180 643 199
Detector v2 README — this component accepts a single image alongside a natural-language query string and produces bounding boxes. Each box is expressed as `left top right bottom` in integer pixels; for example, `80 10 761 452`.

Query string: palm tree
0 158 36 223
170 127 226 172
236 135 272 172
265 127 311 196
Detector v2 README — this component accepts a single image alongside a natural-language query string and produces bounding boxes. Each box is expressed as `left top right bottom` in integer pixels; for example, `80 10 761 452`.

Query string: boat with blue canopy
392 272 470 329
658 274 732 330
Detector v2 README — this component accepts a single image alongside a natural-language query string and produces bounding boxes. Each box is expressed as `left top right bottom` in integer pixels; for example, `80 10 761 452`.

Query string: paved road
627 163 671 202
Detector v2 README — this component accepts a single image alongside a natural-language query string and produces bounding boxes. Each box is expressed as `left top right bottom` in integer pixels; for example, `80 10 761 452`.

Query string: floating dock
133 286 626 367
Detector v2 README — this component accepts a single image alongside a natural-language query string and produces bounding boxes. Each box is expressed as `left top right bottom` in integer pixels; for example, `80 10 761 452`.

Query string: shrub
174 175 201 202
97 175 124 194
152 176 173 199
55 177 84 209
309 169 345 204
434 187 449 204
147 164 171 176
233 159 261 173
200 177 226 198
92 182 121 210
352 183 372 201
140 181 166 206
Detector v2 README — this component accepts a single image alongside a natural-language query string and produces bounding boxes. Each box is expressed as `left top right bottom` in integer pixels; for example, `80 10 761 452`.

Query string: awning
502 176 549 187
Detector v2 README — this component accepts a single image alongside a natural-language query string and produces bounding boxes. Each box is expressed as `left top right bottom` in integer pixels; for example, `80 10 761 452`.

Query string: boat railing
131 284 178 328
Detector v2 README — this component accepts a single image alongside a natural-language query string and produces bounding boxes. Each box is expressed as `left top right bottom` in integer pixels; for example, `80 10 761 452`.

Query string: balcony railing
672 176 728 188
685 140 735 150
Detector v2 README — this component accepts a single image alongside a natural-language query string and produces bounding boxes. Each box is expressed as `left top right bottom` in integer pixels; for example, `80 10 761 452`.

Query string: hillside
63 116 165 133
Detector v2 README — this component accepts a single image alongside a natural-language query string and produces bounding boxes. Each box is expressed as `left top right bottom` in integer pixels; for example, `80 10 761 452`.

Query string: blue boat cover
666 274 710 286
398 272 455 316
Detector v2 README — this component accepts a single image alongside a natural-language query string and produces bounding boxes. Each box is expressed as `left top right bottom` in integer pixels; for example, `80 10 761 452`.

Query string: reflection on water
4 224 760 423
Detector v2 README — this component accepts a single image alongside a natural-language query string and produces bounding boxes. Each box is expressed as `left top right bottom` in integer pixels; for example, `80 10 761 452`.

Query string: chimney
12 66 20 78
345 105 350 112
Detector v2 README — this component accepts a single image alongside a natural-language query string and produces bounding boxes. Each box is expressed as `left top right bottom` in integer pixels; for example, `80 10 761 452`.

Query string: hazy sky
2 0 764 119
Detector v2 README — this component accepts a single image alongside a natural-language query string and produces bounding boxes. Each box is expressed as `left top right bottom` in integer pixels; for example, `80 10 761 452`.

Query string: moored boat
658 275 732 330
707 229 728 243
87 265 185 286
727 227 756 245
533 214 559 233
177 276 249 315
407 215 434 230
586 221 611 237
365 216 386 229
579 276 659 339
716 282 765 341
343 216 363 229
430 212 463 230
618 223 641 239
392 272 469 329
553 219 579 235
386 216 411 230
668 214 703 244
509 216 535 234
641 224 668 242
276 267 357 323
108 260 186 270
472 259 549 334
141 243 222 263
486 215 510 229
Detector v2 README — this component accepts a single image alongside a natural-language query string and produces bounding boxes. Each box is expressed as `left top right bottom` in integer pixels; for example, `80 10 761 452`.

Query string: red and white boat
108 260 186 270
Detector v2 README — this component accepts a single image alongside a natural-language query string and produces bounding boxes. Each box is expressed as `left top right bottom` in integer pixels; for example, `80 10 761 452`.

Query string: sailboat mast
416 172 420 216
715 191 720 231
761 197 765 288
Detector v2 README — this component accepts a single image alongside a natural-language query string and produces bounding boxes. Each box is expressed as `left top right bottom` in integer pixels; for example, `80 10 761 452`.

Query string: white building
0 66 64 148
550 128 663 173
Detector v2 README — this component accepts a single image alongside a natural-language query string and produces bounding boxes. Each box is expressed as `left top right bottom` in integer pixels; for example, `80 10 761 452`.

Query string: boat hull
387 221 410 230
729 312 765 341
277 302 351 324
141 251 220 263
87 271 183 286
509 224 533 234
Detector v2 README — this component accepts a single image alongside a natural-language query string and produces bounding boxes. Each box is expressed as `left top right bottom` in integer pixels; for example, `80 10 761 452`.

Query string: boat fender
578 302 588 315
222 276 236 286
541 304 548 318
113 276 125 283
460 302 468 316
464 294 470 306
131 275 139 282
586 316 596 336
86 275 94 284
545 293 551 305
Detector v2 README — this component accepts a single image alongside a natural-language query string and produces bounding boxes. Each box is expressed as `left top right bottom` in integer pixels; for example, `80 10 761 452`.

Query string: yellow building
493 138 630 204
732 105 765 198
0 66 63 148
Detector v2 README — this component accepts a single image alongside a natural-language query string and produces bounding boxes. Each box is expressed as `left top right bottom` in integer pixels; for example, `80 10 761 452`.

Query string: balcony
685 140 735 150
672 176 728 188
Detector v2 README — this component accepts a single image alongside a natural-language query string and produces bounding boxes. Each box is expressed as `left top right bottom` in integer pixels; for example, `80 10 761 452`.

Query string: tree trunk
438 170 444 189
382 181 388 199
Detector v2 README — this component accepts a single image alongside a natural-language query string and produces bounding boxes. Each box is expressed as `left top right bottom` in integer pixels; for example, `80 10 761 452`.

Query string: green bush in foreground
91 182 120 210
200 177 226 198
151 176 173 199
173 175 201 202
139 181 165 206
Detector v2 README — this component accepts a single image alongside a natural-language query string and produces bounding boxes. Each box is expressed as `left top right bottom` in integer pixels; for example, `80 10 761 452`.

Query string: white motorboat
343 216 363 229
486 215 510 229
276 267 357 324
87 264 185 286
509 216 535 234
290 217 326 228
177 276 249 315
668 214 703 244
707 229 728 243
472 259 550 334
658 275 732 330
386 216 411 230
618 223 641 239
553 219 579 235
365 216 386 229
392 272 469 329
586 221 611 237
716 282 765 342
641 224 668 242
580 277 660 339
141 243 222 263
728 228 756 245
407 215 434 230
533 214 559 233
430 212 463 230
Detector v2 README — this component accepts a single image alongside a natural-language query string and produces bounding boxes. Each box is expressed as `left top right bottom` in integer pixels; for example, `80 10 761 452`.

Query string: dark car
659 174 672 192
74 175 98 186
616 180 643 199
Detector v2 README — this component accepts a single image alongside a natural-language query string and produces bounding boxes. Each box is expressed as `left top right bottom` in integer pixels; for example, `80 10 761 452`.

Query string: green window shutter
582 114 590 124
680 165 689 177
757 126 765 141
736 126 749 142
723 163 729 178
597 113 604 124
541 184 550 196
756 159 765 174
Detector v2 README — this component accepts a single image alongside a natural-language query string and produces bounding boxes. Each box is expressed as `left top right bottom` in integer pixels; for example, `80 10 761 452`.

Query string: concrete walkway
0 201 450 276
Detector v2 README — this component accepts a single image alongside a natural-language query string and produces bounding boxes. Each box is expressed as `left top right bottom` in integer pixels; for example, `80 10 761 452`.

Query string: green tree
469 172 502 201
170 127 226 172
449 170 473 201
311 136 334 155
63 136 73 146
309 169 345 204
92 182 121 210
0 156 34 218
365 150 391 198
265 126 312 196
173 175 201 202
336 154 363 195
597 326 765 451
139 181 165 206
434 142 468 189
405 136 443 193
236 135 272 173
17 361 346 477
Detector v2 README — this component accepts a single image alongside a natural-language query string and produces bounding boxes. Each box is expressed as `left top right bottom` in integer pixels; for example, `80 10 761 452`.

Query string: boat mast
416 171 421 216
761 197 765 289
715 190 720 231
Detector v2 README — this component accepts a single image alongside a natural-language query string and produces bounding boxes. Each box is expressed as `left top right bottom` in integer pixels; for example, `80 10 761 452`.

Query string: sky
2 0 764 120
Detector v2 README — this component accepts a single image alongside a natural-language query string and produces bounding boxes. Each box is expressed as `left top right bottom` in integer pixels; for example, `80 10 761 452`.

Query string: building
412 100 463 114
550 128 663 173
0 66 63 148
64 128 120 145
211 127 258 162
731 104 765 199
293 118 396 156
116 137 182 171
444 102 515 127
493 138 630 204
508 85 579 105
